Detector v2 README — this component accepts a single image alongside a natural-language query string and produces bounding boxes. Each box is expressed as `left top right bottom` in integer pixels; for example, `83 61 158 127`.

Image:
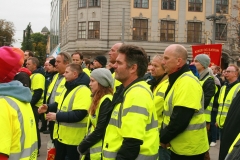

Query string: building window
88 21 100 39
162 0 176 10
188 0 202 12
78 22 86 39
134 0 149 8
79 0 87 8
132 19 148 41
216 0 228 14
187 22 202 43
160 21 175 42
215 23 227 40
89 0 100 7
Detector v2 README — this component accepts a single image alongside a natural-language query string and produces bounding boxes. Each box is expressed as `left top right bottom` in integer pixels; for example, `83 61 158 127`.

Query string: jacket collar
168 64 190 86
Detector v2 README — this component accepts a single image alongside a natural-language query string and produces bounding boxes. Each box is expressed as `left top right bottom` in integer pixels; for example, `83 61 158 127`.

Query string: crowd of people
1 43 240 160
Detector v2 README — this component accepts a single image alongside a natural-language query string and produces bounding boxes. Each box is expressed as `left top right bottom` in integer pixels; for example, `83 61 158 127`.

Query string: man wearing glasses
216 64 240 135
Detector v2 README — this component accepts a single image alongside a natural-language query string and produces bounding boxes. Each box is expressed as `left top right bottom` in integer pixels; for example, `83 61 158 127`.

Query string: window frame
160 20 175 42
78 0 87 8
187 22 202 43
132 19 148 41
161 0 176 10
216 0 228 14
88 0 101 7
78 22 86 39
188 0 203 12
187 22 203 43
215 23 227 41
133 0 149 9
88 21 100 39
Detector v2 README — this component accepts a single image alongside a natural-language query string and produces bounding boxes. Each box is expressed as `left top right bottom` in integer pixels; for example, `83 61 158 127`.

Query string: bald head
109 43 123 63
166 44 188 61
114 43 123 49
162 44 188 74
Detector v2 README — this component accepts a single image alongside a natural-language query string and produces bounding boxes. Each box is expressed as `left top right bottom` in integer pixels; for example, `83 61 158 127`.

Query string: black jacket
48 72 90 123
212 84 221 110
200 73 215 110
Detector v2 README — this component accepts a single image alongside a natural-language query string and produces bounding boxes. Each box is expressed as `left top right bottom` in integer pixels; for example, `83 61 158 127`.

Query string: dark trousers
55 140 80 160
32 106 41 150
40 113 48 130
210 110 218 142
171 151 205 160
49 121 55 140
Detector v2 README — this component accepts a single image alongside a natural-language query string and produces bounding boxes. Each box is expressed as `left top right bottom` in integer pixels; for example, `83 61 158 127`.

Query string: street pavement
38 133 220 160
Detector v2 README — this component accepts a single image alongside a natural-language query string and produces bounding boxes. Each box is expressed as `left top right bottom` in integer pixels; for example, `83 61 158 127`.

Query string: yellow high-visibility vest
53 85 91 145
30 73 45 107
102 81 159 160
89 94 113 160
153 79 169 130
0 96 38 160
46 73 66 103
217 83 240 128
162 71 209 155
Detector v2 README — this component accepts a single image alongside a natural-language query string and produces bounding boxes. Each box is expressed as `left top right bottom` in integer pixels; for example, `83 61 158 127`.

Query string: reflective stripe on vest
1 97 38 160
46 74 65 104
103 150 158 160
163 73 205 131
146 114 158 131
109 84 156 131
46 91 61 98
90 146 102 154
156 91 165 97
218 84 240 128
58 85 87 128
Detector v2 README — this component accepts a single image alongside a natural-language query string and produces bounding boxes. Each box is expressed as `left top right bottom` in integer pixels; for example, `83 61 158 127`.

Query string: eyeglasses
225 70 236 73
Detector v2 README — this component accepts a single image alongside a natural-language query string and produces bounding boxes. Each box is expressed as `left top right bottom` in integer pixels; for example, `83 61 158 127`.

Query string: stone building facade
56 0 240 68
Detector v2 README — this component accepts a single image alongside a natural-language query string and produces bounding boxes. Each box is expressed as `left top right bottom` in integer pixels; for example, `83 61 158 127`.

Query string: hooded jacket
0 80 32 102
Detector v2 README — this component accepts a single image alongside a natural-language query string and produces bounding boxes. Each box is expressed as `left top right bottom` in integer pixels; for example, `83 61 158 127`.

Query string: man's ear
129 64 137 74
73 70 78 77
176 58 182 67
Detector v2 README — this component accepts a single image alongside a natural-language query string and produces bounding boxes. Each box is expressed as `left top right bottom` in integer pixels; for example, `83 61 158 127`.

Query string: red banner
192 44 222 66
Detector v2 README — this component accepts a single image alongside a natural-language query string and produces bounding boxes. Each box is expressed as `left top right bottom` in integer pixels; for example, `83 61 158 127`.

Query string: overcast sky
0 0 50 48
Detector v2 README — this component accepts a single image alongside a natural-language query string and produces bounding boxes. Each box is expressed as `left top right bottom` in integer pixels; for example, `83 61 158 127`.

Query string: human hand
46 112 56 121
38 104 48 114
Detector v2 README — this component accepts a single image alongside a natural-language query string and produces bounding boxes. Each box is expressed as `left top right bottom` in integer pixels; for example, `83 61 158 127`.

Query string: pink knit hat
0 46 24 83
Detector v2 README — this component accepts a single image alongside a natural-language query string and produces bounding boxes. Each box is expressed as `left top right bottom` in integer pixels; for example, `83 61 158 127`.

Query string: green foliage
21 23 49 65
21 23 33 51
0 19 15 46
31 32 48 65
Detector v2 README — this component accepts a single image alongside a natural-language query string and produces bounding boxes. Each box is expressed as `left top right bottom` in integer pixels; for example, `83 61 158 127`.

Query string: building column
177 0 186 42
